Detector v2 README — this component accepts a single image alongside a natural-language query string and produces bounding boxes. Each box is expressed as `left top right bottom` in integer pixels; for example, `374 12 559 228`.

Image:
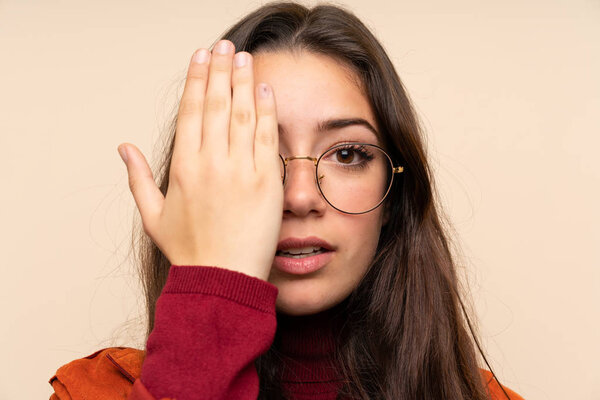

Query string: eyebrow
278 118 381 142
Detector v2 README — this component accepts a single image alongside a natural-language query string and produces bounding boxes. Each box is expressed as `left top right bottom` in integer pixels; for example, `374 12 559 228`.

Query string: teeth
277 246 323 256
278 248 327 258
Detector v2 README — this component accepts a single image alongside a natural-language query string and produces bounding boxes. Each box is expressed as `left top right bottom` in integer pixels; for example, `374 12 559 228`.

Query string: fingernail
234 52 247 68
193 49 209 64
118 146 128 163
215 40 231 55
258 83 271 98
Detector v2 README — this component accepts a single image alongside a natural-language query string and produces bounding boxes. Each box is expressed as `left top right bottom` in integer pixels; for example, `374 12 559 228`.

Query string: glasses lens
317 144 392 214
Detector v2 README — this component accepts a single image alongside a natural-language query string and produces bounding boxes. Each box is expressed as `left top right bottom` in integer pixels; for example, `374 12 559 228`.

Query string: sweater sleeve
128 265 279 400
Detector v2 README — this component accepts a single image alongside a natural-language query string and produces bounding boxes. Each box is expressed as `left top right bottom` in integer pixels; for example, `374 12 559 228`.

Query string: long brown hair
134 2 512 399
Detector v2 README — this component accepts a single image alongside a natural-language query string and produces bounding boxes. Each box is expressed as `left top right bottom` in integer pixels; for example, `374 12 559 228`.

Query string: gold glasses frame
279 142 404 215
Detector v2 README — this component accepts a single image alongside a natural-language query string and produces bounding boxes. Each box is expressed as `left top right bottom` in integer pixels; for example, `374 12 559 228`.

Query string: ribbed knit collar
275 299 348 396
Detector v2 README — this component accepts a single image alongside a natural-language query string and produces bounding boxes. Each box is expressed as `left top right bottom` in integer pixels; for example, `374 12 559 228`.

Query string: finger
118 143 164 233
173 48 211 165
253 83 280 174
229 51 256 166
201 39 234 157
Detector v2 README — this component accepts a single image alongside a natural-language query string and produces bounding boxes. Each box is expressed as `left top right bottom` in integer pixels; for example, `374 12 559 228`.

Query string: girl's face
254 51 387 316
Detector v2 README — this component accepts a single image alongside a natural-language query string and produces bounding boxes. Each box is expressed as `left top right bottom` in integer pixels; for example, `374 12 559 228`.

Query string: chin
269 270 351 315
274 288 322 314
275 288 348 316
275 300 326 316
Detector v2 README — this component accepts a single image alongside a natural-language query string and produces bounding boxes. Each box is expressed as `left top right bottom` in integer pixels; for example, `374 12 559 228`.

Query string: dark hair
134 2 512 399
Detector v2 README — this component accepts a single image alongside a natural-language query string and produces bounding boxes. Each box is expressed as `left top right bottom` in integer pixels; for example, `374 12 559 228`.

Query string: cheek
338 214 383 273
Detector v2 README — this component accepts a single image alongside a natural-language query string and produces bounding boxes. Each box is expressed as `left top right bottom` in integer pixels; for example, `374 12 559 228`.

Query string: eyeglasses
279 142 404 214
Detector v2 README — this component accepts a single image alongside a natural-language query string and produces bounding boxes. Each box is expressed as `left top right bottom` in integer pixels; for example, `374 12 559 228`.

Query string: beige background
1 0 598 399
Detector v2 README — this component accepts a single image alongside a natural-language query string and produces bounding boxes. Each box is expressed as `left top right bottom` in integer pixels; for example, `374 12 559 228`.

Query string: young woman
49 2 525 399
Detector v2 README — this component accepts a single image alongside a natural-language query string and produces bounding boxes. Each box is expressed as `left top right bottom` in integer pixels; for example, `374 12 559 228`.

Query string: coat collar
103 347 145 383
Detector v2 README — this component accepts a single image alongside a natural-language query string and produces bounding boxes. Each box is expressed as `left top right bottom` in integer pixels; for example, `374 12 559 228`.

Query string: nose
282 157 327 217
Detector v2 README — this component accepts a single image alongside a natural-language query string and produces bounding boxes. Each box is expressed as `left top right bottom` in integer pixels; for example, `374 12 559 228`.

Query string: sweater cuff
163 265 279 315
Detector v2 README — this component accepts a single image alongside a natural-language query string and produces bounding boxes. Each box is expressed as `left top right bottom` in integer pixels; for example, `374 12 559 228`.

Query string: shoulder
480 369 525 400
49 347 145 399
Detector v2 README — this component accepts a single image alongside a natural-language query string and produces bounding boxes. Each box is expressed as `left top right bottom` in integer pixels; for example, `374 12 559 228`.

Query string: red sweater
49 265 524 399
135 265 344 400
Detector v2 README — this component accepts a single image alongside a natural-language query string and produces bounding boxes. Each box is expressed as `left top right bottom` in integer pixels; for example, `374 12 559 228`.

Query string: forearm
130 265 278 400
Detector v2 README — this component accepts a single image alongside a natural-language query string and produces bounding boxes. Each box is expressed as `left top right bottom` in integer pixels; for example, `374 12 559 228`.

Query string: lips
276 236 335 252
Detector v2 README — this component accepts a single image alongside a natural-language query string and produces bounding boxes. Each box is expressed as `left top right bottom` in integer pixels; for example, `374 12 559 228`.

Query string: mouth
273 248 335 275
275 247 332 258
274 235 335 275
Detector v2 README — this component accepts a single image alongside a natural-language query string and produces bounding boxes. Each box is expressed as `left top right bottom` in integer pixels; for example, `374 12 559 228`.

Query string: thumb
117 143 164 231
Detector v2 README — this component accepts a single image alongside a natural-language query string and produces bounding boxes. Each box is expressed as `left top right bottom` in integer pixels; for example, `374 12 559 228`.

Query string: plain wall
1 0 598 399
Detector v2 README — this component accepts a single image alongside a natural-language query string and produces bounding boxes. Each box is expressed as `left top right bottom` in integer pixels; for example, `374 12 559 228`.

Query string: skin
119 41 387 318
253 51 387 316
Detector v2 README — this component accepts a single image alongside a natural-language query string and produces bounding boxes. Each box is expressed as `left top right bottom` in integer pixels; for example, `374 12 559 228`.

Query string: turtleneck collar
274 298 349 393
275 297 348 357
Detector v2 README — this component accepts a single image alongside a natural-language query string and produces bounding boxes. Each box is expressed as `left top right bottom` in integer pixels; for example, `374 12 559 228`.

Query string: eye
334 145 372 164
337 148 356 164
324 144 375 170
